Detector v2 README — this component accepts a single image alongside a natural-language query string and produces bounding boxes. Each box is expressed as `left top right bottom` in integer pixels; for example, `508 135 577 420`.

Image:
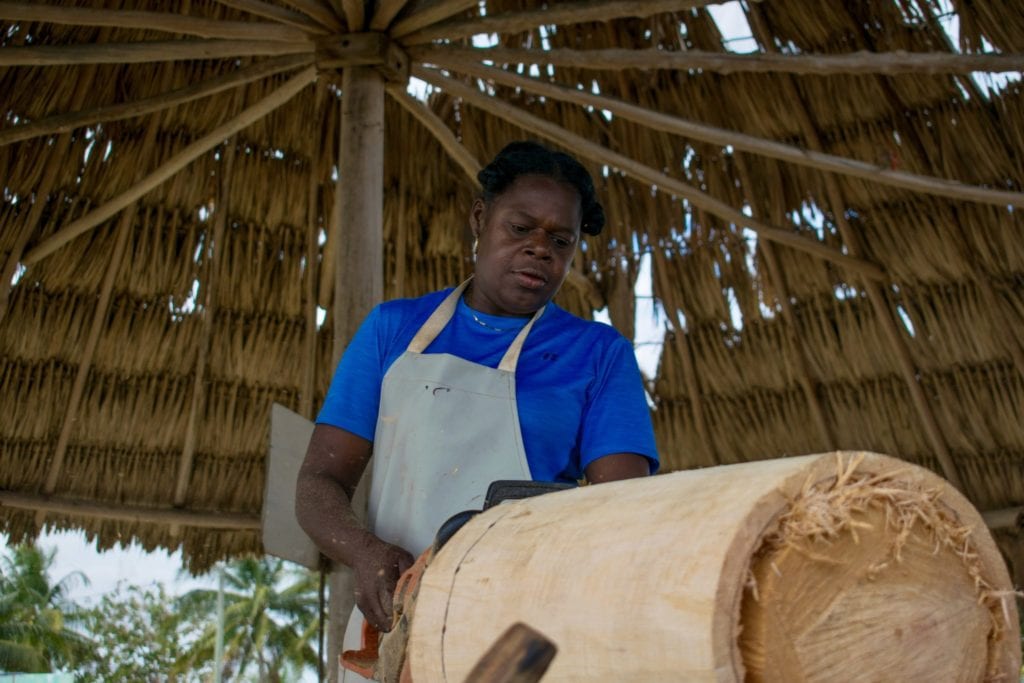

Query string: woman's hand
352 539 415 632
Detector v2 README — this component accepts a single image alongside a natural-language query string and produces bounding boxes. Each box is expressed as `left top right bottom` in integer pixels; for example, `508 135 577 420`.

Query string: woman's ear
469 198 486 238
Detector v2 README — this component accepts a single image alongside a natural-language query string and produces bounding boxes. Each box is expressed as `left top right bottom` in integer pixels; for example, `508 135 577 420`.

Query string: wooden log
408 452 1021 682
0 39 313 67
414 45 1024 75
0 3 309 42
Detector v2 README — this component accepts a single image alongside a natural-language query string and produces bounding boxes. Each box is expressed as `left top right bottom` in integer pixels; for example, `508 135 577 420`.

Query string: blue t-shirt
317 288 659 483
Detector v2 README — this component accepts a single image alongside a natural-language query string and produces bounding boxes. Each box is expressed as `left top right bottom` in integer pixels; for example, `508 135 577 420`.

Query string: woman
296 141 659 643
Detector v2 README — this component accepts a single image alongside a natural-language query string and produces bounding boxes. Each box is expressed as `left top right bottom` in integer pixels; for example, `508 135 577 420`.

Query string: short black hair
477 141 605 236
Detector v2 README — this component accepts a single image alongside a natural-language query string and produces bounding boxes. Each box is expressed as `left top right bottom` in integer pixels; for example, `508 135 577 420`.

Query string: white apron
341 279 542 681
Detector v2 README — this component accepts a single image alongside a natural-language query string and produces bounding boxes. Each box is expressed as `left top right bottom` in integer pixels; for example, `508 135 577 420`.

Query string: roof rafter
419 45 1024 75
416 66 887 280
401 0 718 45
21 66 317 266
0 39 313 66
215 0 330 34
385 83 482 188
746 2 963 491
0 54 313 147
0 3 310 42
391 0 479 39
278 0 345 32
421 54 1024 208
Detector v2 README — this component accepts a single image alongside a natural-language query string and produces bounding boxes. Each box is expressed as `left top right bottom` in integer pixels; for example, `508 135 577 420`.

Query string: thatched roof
1 0 1022 577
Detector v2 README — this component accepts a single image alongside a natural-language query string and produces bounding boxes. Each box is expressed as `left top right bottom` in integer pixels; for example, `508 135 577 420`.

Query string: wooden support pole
215 0 330 34
391 0 479 39
1 491 260 530
173 143 236 510
0 54 312 147
415 66 886 281
22 67 316 266
745 4 963 491
385 84 482 189
415 45 1024 76
327 64 386 683
424 56 1024 209
0 3 310 41
401 0 718 44
42 208 136 498
0 39 313 67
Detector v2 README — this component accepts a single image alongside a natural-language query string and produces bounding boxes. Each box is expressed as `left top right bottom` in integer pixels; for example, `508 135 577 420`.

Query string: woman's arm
584 452 651 483
295 423 414 631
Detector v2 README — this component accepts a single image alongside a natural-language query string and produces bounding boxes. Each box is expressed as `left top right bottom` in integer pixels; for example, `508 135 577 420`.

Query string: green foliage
74 583 200 683
176 557 320 683
0 544 91 673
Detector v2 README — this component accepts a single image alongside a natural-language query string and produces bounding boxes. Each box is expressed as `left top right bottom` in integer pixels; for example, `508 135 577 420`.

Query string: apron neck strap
406 277 545 373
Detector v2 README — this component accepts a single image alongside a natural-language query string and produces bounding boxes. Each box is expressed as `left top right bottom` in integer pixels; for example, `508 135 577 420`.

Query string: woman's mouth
512 269 547 290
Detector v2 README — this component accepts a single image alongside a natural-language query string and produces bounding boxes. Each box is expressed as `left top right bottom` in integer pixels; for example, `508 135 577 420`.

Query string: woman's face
468 174 582 317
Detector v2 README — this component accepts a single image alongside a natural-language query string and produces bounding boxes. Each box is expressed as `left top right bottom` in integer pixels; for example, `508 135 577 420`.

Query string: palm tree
176 556 319 682
0 543 91 673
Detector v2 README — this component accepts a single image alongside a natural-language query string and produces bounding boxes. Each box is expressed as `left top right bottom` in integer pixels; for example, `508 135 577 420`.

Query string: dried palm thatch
0 0 1022 586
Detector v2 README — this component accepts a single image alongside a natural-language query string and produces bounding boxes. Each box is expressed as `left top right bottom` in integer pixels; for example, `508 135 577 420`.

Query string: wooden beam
173 144 236 509
370 0 410 30
215 0 330 34
745 4 964 491
1 490 260 530
385 84 481 188
22 67 317 266
278 0 345 32
43 207 136 497
415 45 1024 75
0 3 309 42
340 0 365 31
390 0 478 39
0 54 313 147
415 66 887 282
0 39 313 67
315 32 410 82
422 55 1024 209
401 0 718 45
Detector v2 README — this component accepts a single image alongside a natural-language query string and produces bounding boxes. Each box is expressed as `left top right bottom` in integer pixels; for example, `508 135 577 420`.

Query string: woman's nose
524 229 552 258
